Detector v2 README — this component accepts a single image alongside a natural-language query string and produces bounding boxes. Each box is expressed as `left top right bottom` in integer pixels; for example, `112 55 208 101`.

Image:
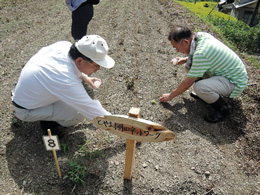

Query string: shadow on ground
161 97 246 145
6 118 127 194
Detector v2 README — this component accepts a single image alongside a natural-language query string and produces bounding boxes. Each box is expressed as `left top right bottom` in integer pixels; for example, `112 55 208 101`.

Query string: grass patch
64 140 104 187
176 1 237 21
65 159 88 186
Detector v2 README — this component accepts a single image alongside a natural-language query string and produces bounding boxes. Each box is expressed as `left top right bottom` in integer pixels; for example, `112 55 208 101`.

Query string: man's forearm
170 77 197 99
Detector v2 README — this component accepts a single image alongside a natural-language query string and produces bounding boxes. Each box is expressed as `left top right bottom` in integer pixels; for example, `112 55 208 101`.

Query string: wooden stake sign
92 107 176 180
92 114 175 143
42 129 62 179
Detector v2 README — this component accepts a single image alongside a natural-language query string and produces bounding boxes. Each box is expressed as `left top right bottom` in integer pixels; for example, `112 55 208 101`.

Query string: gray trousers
193 76 235 104
13 100 85 127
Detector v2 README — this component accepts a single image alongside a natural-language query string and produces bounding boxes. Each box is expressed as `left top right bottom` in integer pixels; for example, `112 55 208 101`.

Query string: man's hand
87 77 102 89
160 77 197 103
171 57 188 65
160 93 173 103
81 73 102 89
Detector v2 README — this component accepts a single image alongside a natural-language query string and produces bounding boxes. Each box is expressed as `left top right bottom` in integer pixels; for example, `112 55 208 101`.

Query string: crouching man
160 25 248 123
11 35 115 137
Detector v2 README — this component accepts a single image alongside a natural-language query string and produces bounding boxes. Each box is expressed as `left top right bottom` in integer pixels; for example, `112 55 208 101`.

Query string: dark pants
71 2 94 40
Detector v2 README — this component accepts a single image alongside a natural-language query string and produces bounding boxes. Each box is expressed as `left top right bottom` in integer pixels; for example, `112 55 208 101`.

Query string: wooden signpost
92 107 176 180
42 129 62 179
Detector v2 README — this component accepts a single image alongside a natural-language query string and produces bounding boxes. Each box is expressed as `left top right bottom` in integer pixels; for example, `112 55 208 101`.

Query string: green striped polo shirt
187 32 248 98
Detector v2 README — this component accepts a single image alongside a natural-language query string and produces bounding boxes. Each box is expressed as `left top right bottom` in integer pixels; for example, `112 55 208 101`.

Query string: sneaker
40 121 65 139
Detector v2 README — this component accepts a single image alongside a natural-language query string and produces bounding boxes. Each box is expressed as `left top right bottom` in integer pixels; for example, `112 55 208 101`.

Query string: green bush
208 16 260 53
176 1 260 54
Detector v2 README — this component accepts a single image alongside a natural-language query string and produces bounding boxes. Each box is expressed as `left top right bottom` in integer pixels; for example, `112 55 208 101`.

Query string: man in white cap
11 35 115 138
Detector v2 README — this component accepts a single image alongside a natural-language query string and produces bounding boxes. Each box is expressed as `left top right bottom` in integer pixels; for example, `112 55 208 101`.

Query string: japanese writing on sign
96 119 161 139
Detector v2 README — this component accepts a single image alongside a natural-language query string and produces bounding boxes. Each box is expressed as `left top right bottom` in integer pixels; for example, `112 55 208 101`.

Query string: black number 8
48 139 56 148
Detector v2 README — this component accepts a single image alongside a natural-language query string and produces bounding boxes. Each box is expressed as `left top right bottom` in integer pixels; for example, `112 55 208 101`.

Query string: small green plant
151 99 157 104
104 136 112 143
64 159 88 187
88 149 104 159
173 69 178 76
65 142 104 187
61 143 70 154
78 144 90 156
78 144 104 159
124 75 137 91
126 78 135 90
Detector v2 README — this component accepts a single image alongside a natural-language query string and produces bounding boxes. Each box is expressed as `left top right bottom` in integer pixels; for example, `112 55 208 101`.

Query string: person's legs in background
71 2 94 40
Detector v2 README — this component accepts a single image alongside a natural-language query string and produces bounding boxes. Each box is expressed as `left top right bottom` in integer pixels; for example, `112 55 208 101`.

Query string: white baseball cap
75 35 115 69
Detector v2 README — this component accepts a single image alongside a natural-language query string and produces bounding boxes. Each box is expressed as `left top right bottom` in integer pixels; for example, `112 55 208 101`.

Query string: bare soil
0 0 259 194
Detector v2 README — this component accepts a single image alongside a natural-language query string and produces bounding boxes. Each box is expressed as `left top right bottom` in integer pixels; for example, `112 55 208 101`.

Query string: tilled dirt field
0 0 259 194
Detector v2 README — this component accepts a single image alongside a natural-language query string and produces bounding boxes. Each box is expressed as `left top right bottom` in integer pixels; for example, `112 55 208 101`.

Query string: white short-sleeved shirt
12 41 110 120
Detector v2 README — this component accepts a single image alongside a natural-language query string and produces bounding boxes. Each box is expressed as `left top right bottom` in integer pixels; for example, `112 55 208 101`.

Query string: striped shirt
187 32 248 98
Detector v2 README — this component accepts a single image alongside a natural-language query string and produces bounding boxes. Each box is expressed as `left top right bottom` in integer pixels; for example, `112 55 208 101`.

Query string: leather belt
12 101 26 109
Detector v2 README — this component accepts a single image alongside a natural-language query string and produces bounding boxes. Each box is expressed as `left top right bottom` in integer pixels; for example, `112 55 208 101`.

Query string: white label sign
42 136 60 151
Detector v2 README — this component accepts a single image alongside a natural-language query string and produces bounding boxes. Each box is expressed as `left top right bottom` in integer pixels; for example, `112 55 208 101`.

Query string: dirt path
0 0 259 194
